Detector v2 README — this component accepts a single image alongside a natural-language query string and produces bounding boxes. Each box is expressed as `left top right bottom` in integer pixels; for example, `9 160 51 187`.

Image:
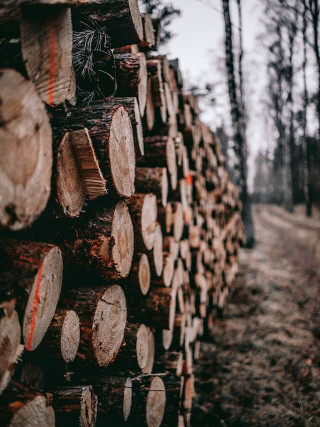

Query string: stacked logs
0 1 244 426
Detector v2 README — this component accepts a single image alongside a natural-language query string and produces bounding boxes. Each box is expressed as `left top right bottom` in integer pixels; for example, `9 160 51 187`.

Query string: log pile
0 1 244 426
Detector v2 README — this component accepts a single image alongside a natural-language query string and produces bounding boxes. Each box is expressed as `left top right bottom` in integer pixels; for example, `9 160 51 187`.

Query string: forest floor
192 204 320 426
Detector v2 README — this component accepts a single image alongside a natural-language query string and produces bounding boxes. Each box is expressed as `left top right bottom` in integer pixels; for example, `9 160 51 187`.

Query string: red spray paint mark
26 262 44 351
48 20 57 107
185 174 193 186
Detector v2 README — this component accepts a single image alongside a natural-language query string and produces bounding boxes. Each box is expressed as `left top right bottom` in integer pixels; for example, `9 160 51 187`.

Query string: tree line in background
253 0 320 217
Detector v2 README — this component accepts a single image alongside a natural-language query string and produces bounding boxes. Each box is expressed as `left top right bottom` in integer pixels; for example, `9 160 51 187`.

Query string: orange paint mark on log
26 261 44 351
185 174 193 186
48 20 57 107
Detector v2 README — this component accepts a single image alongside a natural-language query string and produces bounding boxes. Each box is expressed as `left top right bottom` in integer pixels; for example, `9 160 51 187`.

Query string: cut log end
153 223 163 277
162 168 168 207
92 285 127 367
142 327 155 374
12 395 47 426
0 69 52 230
142 194 158 250
138 254 151 295
136 324 149 370
138 53 148 116
60 310 80 363
128 0 144 42
146 377 166 427
23 246 63 352
110 106 136 198
112 201 135 278
124 377 133 421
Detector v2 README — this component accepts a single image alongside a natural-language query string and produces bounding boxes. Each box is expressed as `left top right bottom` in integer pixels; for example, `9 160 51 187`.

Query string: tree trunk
0 69 52 231
0 240 63 351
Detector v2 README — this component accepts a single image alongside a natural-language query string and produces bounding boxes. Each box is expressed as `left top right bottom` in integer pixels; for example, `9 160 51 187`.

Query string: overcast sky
163 0 265 184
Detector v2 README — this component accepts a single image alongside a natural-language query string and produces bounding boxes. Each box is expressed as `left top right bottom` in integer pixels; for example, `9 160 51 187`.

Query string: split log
130 376 166 427
50 385 97 427
0 69 52 230
59 201 134 279
95 376 132 422
0 381 50 426
135 167 168 207
128 253 150 296
0 240 63 351
114 53 147 116
60 285 127 367
137 136 177 190
0 308 24 395
52 103 135 198
20 7 72 106
126 193 157 251
35 309 80 363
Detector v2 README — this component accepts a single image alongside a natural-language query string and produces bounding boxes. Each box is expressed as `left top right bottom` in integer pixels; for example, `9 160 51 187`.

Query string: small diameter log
128 253 151 296
163 236 180 261
152 253 174 288
181 375 194 425
145 77 155 131
130 376 166 427
0 381 49 426
162 313 185 351
0 240 63 351
0 308 24 395
112 97 144 155
113 323 149 372
52 103 135 198
140 13 156 51
135 167 168 207
161 374 183 427
61 201 134 279
142 327 155 374
149 222 163 277
155 351 183 377
168 202 184 242
35 309 80 364
114 53 147 116
95 376 132 422
0 69 52 231
126 193 157 251
51 385 97 427
61 286 127 367
20 7 72 106
74 0 143 48
137 136 177 190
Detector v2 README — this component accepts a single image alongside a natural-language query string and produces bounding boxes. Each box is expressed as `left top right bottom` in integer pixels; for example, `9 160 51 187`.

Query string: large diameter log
73 0 143 48
50 385 97 427
61 202 134 279
128 253 150 296
135 167 168 207
61 285 127 367
0 380 50 426
0 240 63 351
35 309 80 363
52 103 135 198
130 376 166 427
0 69 52 231
95 376 132 422
137 136 177 190
114 53 147 116
126 193 157 251
112 97 144 155
0 308 24 395
20 7 72 106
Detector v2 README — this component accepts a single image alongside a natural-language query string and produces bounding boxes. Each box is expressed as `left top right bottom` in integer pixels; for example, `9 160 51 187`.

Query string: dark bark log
135 167 168 207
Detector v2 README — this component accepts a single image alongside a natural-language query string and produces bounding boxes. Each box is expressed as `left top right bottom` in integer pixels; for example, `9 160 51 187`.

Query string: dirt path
192 205 320 427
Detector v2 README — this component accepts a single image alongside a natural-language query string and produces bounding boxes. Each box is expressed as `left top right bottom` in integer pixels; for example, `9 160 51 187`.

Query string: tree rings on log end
153 223 163 277
138 254 150 295
60 310 80 363
112 201 134 278
136 324 149 370
0 69 52 230
123 377 133 421
142 194 157 250
92 286 127 367
146 377 166 427
109 106 135 198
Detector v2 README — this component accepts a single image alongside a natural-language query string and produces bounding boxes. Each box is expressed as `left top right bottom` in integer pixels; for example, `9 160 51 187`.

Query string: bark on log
0 240 63 351
129 376 166 427
35 309 80 363
162 374 183 427
59 201 134 279
152 253 174 288
0 380 50 426
0 69 52 230
128 253 150 296
145 77 155 131
0 308 24 395
50 385 97 427
137 136 177 190
135 167 168 207
20 7 72 106
60 285 127 367
126 193 157 251
154 351 183 376
114 53 147 116
52 103 135 198
142 327 155 374
140 13 155 51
